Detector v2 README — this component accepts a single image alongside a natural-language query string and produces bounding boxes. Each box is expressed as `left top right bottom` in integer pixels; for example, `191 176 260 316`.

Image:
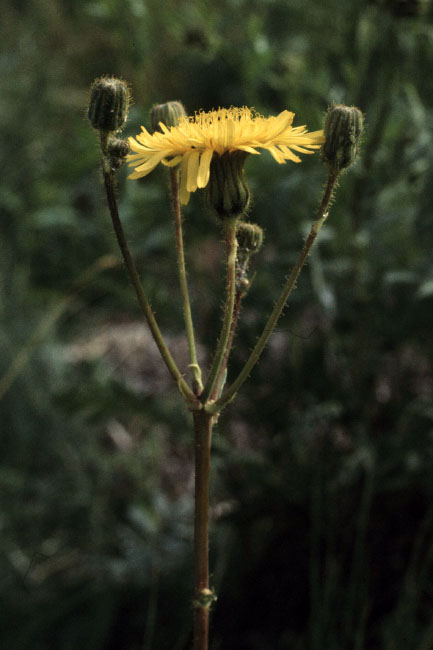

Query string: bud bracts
206 152 250 219
88 77 130 132
321 105 363 173
150 101 187 133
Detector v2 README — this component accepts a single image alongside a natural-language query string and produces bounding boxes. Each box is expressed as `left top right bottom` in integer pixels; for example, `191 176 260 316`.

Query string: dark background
1 1 433 648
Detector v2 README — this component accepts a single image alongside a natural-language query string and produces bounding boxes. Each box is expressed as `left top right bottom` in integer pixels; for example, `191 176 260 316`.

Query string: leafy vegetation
1 0 432 648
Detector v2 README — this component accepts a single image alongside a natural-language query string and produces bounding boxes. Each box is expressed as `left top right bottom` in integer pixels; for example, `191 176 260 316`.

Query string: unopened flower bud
206 152 250 220
88 77 130 132
236 222 264 256
321 104 363 173
107 137 130 169
150 101 186 133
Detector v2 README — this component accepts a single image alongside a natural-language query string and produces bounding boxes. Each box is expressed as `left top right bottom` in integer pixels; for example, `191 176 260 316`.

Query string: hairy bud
107 137 130 169
206 152 250 220
321 104 363 173
236 222 264 256
150 101 186 133
88 77 130 132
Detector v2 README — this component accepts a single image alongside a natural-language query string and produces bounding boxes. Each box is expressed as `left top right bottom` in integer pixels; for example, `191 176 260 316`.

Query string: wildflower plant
88 77 363 650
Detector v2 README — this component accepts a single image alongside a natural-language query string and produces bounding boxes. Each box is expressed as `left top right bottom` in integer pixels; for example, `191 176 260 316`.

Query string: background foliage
1 1 433 648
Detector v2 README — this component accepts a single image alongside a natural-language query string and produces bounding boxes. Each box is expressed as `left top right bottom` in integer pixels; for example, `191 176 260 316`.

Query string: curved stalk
170 169 203 395
102 167 197 406
208 172 338 414
201 217 238 403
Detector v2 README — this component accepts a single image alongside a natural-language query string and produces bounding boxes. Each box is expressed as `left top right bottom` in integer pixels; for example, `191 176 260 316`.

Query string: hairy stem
208 172 338 413
170 169 203 395
211 288 243 401
201 217 238 403
102 167 197 406
193 410 215 650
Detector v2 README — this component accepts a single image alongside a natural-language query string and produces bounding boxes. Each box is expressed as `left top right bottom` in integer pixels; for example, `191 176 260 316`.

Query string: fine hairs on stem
88 83 363 650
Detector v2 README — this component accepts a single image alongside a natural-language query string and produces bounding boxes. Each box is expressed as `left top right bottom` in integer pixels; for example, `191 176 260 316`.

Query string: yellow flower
127 107 325 205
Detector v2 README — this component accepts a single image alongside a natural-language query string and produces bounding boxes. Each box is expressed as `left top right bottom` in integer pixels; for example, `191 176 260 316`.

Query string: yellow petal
279 145 303 162
282 149 301 163
289 144 316 154
133 152 166 175
161 155 183 167
126 152 147 162
186 150 201 192
267 146 286 164
128 170 147 179
179 154 191 205
235 145 260 154
197 149 213 188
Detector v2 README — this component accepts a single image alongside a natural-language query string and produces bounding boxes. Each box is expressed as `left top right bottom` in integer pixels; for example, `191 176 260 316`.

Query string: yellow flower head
127 107 325 205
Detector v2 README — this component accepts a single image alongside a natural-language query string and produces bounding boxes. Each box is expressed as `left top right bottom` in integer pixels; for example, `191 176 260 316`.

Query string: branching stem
170 169 203 395
201 217 238 403
211 288 243 401
208 172 338 414
102 165 197 406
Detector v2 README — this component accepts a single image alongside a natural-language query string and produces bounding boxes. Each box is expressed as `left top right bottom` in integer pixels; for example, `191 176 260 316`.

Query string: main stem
193 410 214 650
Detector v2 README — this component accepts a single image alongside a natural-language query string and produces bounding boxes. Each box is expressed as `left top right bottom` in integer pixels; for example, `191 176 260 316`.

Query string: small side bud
321 104 363 173
88 77 130 132
206 152 250 220
235 222 264 294
150 101 186 133
107 137 130 169
236 222 264 256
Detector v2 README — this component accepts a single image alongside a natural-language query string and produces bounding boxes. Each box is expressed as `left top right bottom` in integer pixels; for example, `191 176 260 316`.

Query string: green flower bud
206 152 250 220
150 101 186 133
107 137 130 169
321 104 363 173
236 222 264 256
88 77 130 132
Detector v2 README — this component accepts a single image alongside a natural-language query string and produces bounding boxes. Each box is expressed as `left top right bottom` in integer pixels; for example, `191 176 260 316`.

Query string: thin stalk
102 166 197 406
208 172 338 414
201 217 238 403
193 410 215 650
211 288 243 401
169 168 203 395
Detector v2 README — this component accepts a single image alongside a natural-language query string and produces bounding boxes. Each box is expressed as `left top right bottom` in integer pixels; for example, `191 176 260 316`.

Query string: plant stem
102 167 197 406
201 217 238 403
193 410 214 650
169 168 203 395
208 172 338 414
211 288 243 401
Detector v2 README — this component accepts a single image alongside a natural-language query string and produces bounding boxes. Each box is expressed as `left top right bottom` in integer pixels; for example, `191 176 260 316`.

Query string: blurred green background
1 0 433 648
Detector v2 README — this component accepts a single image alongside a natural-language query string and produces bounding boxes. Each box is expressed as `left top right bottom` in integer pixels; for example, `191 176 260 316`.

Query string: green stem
102 168 197 407
211 288 243 401
193 410 215 650
170 169 203 395
208 172 338 414
201 217 238 403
